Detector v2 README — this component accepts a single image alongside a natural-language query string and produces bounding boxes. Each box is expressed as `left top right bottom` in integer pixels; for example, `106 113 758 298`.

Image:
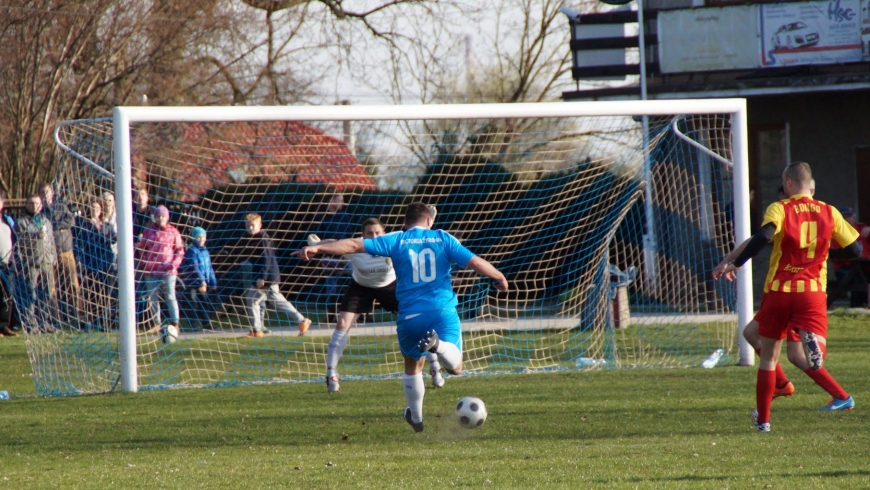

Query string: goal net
8 101 750 395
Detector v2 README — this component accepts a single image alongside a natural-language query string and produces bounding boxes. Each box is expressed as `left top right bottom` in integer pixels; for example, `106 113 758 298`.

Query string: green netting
0 111 738 396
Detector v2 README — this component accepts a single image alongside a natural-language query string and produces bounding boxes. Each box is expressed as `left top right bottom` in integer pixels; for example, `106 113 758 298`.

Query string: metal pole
637 0 648 102
637 0 658 288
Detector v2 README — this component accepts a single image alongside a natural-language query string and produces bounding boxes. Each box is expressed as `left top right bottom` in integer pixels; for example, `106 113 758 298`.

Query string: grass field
1 312 868 489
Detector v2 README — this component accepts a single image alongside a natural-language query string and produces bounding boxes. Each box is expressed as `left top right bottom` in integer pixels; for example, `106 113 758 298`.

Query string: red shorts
753 292 828 341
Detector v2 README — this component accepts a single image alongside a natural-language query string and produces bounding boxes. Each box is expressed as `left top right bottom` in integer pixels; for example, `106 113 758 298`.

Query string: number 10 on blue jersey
409 248 436 283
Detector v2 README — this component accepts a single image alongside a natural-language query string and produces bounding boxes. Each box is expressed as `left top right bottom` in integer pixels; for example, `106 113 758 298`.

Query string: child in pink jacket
135 205 184 331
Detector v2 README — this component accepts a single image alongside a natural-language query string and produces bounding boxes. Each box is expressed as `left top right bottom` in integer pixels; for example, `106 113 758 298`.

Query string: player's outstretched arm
713 223 775 282
293 238 364 261
717 238 750 269
466 256 508 292
712 238 750 281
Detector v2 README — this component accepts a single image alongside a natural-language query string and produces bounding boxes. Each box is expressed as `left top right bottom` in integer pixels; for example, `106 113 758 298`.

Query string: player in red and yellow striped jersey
716 179 814 401
714 162 861 432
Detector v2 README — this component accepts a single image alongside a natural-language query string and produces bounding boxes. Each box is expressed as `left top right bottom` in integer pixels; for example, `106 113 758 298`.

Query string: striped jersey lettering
762 194 858 293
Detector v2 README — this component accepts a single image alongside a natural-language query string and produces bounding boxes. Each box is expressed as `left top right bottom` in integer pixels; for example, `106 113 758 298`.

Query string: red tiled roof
131 121 375 201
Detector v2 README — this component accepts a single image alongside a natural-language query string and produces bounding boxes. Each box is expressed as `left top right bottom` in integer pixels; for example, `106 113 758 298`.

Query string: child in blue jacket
179 227 218 330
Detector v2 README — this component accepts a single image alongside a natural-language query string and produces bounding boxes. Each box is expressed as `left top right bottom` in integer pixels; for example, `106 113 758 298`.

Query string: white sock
434 341 461 371
326 330 349 377
426 352 441 372
403 373 425 423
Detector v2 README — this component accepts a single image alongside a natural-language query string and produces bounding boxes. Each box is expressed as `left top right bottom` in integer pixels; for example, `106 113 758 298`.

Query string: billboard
657 0 868 72
658 6 759 73
863 0 870 58
760 0 863 66
704 0 778 4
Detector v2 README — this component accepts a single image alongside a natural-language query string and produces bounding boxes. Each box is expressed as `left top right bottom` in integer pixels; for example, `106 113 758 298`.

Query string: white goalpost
33 99 753 396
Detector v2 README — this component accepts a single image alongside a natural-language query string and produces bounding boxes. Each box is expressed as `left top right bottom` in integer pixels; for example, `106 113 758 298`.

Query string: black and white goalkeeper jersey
345 252 396 288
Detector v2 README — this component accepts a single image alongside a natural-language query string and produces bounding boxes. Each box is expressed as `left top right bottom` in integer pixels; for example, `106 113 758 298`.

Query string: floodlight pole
637 0 658 289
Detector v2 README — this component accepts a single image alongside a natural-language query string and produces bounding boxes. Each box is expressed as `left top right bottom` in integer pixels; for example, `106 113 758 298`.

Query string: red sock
803 367 848 400
773 363 789 389
756 368 775 424
755 348 790 389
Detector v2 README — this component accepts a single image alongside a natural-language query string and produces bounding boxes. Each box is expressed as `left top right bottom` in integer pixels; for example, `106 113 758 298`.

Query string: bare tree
470 0 574 103
343 1 625 181
418 0 618 105
0 0 438 199
333 0 622 106
194 0 442 106
0 0 239 198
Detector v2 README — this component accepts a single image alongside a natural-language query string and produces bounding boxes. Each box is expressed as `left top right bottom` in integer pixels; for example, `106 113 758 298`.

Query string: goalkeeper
311 209 445 393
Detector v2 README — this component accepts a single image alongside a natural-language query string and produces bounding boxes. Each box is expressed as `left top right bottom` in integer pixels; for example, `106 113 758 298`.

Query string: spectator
313 194 354 241
0 193 15 336
135 205 184 333
838 206 870 254
831 206 870 307
132 188 153 242
88 201 102 229
87 200 117 255
101 191 118 257
87 199 118 242
73 198 117 331
39 183 83 328
0 192 14 240
179 227 217 331
14 194 59 333
240 213 311 338
311 194 355 306
101 191 117 233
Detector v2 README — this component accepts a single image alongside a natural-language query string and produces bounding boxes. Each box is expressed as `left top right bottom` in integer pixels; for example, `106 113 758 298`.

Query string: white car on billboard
771 21 820 49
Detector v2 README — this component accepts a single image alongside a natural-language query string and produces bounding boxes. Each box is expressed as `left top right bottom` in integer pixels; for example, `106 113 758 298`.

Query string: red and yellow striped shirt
762 194 858 293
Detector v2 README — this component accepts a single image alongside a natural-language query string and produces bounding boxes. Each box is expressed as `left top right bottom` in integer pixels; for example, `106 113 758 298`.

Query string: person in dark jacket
179 227 218 330
0 193 16 336
240 213 310 338
311 194 355 304
73 199 116 331
132 188 153 242
39 183 83 327
15 194 59 332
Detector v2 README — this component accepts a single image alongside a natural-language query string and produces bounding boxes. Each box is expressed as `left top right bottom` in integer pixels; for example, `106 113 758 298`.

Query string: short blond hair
245 213 262 222
784 161 812 186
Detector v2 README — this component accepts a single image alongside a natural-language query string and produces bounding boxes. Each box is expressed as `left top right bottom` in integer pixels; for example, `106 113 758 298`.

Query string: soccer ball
160 325 179 344
455 396 487 429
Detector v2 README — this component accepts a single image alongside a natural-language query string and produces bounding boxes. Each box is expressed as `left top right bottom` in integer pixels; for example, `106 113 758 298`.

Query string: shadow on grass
604 468 870 485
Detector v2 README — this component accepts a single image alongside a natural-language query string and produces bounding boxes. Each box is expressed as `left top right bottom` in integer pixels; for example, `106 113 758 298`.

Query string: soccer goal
34 100 752 395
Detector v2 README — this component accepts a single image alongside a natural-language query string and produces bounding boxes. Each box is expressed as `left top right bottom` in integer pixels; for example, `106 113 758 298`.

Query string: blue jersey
364 227 475 314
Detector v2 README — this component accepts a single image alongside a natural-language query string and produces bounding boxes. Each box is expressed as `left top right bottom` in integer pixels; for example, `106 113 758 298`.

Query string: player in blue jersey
294 202 508 432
